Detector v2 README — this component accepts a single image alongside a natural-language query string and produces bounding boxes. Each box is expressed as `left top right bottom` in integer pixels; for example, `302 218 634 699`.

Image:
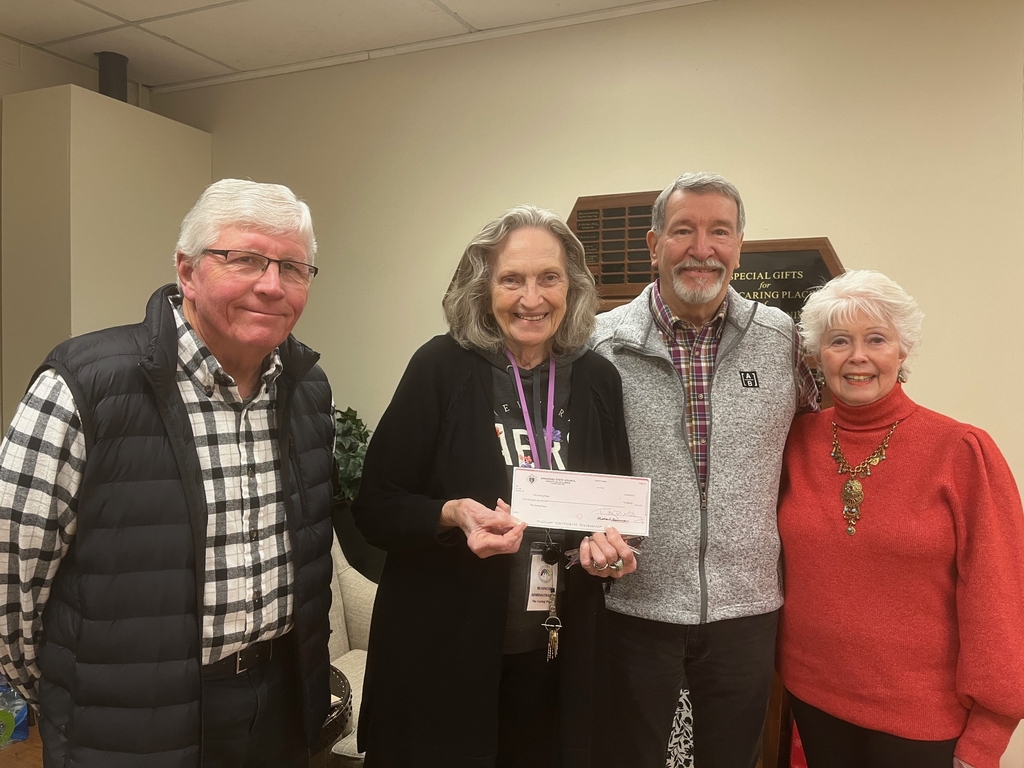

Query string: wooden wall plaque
568 191 659 309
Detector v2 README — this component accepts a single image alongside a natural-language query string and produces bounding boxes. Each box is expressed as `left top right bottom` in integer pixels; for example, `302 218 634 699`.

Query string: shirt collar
169 296 283 395
651 279 730 336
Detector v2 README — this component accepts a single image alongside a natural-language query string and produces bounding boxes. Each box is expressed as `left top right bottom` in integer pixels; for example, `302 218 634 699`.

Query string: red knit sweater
777 385 1024 768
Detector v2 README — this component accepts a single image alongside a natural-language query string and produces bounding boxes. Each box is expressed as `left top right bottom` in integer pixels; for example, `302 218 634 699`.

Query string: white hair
799 270 924 374
174 178 317 269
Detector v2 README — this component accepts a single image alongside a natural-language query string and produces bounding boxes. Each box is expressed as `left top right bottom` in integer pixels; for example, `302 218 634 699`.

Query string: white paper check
510 467 651 536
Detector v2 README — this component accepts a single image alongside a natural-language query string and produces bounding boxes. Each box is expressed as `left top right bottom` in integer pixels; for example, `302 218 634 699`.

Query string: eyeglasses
203 249 319 285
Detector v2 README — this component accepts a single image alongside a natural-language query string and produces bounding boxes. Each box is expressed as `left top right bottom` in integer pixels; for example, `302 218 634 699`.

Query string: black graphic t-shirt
484 351 576 654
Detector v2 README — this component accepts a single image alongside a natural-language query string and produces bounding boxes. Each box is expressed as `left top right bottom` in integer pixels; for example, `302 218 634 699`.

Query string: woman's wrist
438 499 460 531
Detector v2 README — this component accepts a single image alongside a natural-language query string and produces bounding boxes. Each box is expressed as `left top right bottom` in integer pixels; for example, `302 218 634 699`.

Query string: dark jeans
599 609 779 768
201 635 308 768
496 649 560 768
790 694 958 768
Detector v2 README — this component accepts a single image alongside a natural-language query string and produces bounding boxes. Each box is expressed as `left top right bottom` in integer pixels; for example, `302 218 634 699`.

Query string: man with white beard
591 172 818 768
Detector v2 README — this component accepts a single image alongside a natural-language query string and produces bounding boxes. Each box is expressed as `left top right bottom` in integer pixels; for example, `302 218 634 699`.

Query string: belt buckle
234 640 272 675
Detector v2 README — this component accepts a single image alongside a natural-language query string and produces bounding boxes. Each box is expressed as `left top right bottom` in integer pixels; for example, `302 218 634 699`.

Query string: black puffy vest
33 285 334 768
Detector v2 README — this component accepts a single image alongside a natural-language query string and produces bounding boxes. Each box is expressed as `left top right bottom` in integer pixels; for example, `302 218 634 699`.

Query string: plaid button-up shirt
650 281 819 490
0 298 295 703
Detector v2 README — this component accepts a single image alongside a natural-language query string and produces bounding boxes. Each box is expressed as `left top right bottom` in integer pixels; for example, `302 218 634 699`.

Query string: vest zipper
698 489 709 624
289 439 311 517
698 371 715 625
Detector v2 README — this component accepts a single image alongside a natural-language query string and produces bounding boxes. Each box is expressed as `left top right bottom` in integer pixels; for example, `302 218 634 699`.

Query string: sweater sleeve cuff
955 706 1019 768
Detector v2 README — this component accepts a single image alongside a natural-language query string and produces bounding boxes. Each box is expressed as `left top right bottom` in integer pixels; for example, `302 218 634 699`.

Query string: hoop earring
897 368 907 383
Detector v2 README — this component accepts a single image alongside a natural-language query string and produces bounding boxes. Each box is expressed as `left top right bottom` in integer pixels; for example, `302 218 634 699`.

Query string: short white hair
799 270 924 371
174 178 317 269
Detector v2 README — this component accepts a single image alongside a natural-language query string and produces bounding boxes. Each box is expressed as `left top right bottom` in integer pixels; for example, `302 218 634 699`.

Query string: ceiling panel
448 0 705 30
142 0 466 71
0 0 119 45
85 0 250 23
44 26 234 85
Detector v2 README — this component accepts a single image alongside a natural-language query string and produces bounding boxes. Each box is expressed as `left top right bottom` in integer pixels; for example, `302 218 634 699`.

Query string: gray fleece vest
591 284 797 624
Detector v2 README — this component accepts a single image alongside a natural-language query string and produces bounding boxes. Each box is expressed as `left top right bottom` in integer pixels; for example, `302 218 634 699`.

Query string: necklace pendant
831 419 900 538
841 478 864 508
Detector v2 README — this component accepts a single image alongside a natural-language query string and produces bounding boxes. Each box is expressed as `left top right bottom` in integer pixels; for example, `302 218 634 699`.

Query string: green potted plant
332 407 385 582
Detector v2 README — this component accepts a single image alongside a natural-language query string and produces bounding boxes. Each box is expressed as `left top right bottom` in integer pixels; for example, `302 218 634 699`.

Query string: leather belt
202 638 277 679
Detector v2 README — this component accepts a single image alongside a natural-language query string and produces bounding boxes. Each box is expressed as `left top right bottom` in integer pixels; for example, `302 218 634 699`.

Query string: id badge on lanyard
526 541 558 611
505 350 563 660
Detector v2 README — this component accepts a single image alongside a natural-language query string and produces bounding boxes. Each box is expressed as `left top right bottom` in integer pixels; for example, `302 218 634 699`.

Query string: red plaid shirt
651 281 818 489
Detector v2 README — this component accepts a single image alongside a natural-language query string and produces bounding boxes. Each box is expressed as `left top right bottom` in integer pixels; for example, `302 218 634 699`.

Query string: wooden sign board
733 237 843 322
568 191 659 308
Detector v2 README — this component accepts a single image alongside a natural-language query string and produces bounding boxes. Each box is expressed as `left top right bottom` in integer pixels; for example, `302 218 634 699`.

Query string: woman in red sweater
777 270 1024 768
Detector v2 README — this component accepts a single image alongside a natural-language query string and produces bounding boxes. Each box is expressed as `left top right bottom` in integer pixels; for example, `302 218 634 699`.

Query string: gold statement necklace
829 420 900 535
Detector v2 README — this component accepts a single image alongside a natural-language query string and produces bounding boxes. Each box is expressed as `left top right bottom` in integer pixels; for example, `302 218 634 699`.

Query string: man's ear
647 230 659 268
177 252 196 300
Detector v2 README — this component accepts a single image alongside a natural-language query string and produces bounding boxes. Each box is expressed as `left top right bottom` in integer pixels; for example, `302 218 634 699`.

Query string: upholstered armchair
326 538 377 767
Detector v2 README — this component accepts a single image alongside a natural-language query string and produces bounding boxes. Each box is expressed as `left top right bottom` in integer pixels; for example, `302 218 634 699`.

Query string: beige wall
0 37 147 107
0 38 97 99
0 87 73 423
1 85 210 426
0 42 98 417
68 86 210 335
150 0 1024 487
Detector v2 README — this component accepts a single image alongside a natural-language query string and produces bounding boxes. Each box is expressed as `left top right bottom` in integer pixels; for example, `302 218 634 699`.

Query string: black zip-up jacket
353 334 632 768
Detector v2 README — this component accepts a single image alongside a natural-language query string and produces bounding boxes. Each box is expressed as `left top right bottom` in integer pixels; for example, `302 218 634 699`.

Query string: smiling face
177 225 310 377
818 312 907 406
490 227 569 368
648 190 743 324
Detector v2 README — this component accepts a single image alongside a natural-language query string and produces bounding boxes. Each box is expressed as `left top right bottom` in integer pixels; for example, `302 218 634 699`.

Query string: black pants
201 636 308 768
496 649 560 768
790 694 958 768
599 610 779 768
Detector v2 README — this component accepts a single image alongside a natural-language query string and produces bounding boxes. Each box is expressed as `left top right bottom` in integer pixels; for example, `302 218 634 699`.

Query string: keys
542 591 561 661
563 535 644 569
546 623 560 661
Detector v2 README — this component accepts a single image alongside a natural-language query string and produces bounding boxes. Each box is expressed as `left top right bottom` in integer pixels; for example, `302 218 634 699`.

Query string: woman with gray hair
352 205 636 767
776 270 1024 768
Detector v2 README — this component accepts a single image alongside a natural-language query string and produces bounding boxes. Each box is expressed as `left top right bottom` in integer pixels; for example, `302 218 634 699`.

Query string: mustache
673 258 726 275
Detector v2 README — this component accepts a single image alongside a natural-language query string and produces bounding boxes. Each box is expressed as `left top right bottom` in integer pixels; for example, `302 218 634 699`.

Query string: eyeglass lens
221 251 316 283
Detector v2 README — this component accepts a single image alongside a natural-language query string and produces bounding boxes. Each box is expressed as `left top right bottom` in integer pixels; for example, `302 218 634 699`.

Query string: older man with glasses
0 179 335 768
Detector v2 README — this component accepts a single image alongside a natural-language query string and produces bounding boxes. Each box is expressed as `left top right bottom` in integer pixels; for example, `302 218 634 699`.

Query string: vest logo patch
739 371 759 388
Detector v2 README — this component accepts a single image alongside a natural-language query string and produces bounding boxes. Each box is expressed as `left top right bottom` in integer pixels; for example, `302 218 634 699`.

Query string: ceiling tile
85 0 250 23
43 26 234 86
142 0 466 71
448 0 686 30
0 0 119 45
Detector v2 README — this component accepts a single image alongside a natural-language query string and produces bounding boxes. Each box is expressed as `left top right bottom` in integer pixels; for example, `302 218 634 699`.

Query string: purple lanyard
504 350 556 470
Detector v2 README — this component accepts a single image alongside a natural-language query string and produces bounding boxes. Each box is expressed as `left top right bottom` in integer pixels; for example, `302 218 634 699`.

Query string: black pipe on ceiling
97 51 129 102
